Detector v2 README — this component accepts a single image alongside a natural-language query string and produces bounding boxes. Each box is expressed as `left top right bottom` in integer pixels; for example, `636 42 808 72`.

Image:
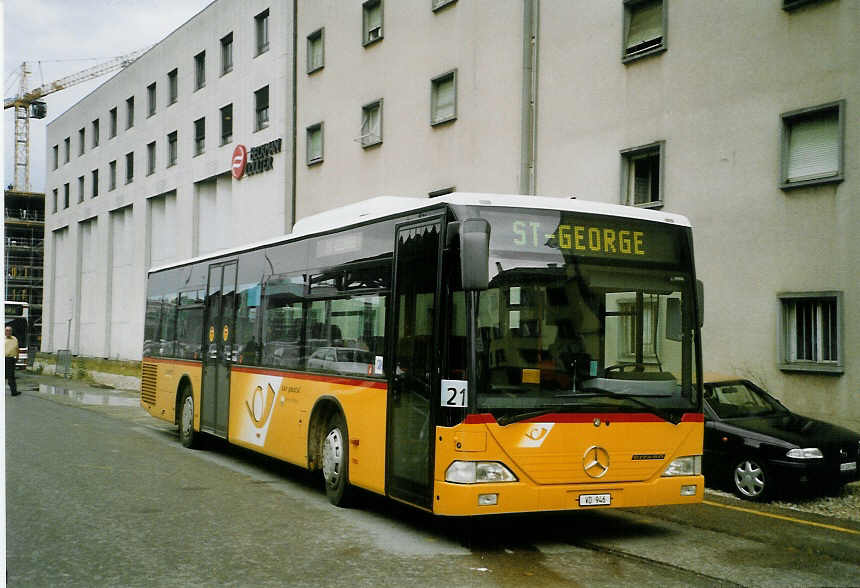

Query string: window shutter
787 113 838 181
626 1 662 49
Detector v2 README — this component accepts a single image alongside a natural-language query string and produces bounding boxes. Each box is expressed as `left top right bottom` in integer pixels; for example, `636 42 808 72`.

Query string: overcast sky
3 0 213 192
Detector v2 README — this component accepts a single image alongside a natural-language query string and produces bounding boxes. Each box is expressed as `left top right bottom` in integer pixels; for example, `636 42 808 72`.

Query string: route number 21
441 379 468 407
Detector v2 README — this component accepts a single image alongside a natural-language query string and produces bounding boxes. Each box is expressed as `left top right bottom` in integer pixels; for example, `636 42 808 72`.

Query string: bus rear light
445 461 517 484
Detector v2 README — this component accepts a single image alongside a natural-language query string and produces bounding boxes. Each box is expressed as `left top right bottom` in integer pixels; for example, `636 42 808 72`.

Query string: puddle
38 384 140 407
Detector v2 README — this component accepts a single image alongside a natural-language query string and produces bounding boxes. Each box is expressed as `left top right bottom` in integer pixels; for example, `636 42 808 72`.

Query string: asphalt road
6 373 860 587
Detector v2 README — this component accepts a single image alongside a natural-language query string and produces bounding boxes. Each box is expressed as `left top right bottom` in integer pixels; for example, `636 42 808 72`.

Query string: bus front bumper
432 475 704 516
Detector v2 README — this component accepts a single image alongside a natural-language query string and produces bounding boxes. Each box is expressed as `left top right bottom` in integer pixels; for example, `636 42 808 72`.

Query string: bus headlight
662 455 701 477
445 461 518 484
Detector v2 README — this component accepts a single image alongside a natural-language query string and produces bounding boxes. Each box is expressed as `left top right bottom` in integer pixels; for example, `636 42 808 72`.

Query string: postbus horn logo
232 144 248 179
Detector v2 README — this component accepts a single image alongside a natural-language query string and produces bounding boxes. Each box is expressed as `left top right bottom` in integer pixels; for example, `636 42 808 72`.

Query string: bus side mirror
696 280 704 328
459 218 490 291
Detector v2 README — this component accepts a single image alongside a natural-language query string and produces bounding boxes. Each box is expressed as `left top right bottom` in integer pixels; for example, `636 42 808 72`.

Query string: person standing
5 326 20 396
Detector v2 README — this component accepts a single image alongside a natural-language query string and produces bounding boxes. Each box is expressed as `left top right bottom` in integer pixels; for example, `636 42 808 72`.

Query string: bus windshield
452 208 700 423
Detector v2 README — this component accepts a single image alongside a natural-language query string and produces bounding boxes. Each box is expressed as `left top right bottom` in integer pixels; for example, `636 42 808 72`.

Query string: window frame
430 69 458 126
77 175 85 203
432 0 457 12
91 169 99 198
167 131 178 168
221 32 234 75
147 82 157 117
620 140 665 209
63 183 70 209
194 51 206 91
362 0 384 47
109 160 117 191
126 96 135 129
92 118 100 148
125 151 134 184
194 117 206 156
168 68 178 105
255 86 270 132
52 145 59 170
307 27 325 74
622 0 667 64
147 141 157 175
256 9 270 56
778 291 844 374
78 128 85 156
109 107 118 138
52 188 58 213
306 122 324 166
220 104 233 146
360 99 383 148
782 0 823 11
779 100 845 190
64 137 70 163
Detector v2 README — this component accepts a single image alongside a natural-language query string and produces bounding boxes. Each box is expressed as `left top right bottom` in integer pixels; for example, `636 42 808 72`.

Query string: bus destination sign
492 212 681 264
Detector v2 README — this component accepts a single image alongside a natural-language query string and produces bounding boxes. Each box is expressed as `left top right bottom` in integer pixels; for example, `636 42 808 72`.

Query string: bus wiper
555 389 681 425
497 405 584 426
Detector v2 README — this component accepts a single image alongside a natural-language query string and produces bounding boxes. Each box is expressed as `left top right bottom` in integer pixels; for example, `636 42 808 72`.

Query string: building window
168 68 178 105
167 131 178 167
431 69 457 126
362 0 383 46
147 82 157 117
52 188 58 213
432 0 457 11
220 104 233 145
78 176 85 203
63 183 70 209
783 0 823 10
221 32 233 75
78 128 85 155
52 145 58 170
92 169 99 198
780 100 844 189
109 160 117 190
147 141 157 175
64 137 70 163
194 117 205 156
428 186 455 197
256 9 270 55
307 122 324 165
621 141 664 208
109 107 117 138
360 99 382 148
779 292 843 374
125 151 134 184
255 85 270 131
307 28 324 73
92 118 100 148
195 51 206 90
126 96 135 129
622 0 666 63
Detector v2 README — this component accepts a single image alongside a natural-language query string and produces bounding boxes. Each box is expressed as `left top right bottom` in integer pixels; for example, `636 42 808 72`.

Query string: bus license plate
840 461 856 472
579 493 611 507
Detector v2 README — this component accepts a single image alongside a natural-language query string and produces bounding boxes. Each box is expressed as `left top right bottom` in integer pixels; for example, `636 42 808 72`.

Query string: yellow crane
4 49 147 191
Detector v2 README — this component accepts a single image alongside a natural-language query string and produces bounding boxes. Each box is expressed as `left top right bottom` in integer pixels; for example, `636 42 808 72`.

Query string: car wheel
179 387 199 449
733 457 769 500
321 412 352 507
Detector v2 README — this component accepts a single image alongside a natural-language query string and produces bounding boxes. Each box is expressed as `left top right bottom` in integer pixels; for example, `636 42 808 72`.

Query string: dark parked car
703 377 860 501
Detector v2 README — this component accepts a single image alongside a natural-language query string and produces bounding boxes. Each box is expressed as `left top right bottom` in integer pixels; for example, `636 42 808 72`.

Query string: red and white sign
231 144 248 179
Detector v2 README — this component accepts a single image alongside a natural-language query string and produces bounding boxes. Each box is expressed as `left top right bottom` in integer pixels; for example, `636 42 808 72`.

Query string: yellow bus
141 193 705 515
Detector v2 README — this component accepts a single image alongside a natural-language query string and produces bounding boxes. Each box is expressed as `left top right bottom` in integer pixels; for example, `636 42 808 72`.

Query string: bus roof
149 192 692 274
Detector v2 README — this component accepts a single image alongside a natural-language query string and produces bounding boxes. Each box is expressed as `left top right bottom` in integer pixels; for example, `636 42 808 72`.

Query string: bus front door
388 218 443 510
201 261 237 437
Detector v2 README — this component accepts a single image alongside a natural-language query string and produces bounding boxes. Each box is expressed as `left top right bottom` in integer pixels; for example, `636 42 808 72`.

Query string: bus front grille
140 363 158 405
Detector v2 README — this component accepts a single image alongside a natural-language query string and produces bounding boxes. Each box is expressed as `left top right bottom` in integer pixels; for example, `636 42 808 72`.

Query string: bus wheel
321 412 352 506
179 387 199 449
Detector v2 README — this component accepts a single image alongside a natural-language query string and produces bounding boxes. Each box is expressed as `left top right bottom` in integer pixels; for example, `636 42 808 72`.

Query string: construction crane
4 49 147 192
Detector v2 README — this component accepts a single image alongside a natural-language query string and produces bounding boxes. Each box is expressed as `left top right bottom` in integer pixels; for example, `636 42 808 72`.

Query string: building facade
4 189 45 353
43 0 858 428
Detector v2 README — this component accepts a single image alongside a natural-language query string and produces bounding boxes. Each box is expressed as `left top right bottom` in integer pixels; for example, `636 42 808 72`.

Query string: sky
3 0 213 193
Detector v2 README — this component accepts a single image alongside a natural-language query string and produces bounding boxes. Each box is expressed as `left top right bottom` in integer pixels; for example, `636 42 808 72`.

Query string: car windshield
705 382 782 419
447 208 700 424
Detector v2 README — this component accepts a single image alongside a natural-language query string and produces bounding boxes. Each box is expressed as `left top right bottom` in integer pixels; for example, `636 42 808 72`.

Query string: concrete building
4 188 45 353
43 0 858 428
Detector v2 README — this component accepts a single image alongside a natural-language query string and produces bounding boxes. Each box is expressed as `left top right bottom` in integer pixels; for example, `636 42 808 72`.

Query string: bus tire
178 386 199 449
321 412 352 507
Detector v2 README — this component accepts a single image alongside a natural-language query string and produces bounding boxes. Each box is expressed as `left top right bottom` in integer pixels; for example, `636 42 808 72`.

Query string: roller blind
435 77 455 120
786 112 839 182
626 1 663 50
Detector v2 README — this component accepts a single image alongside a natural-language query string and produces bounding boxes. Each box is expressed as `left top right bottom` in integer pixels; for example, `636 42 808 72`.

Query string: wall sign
231 138 282 179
